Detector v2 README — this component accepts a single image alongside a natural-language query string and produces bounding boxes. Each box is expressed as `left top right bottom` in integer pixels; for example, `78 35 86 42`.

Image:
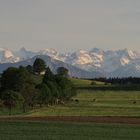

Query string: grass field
69 78 105 87
0 121 140 140
25 90 140 117
31 75 101 87
1 89 140 116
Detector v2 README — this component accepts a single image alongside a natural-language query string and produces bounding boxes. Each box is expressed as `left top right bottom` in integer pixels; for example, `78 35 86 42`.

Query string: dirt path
0 116 140 124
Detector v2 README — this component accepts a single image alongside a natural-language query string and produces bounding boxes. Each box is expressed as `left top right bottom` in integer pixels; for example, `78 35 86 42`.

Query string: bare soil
0 116 140 124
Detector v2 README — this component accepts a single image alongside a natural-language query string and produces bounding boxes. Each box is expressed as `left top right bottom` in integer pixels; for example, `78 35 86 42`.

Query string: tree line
93 77 140 85
0 58 76 115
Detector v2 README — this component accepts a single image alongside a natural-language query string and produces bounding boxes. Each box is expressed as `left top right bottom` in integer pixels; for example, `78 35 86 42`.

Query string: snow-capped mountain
62 48 140 76
39 48 69 62
37 48 140 77
0 55 103 78
0 47 140 77
14 47 37 60
0 48 20 63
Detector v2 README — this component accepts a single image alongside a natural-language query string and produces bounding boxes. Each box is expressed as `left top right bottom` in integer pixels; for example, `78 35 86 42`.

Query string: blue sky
0 0 140 52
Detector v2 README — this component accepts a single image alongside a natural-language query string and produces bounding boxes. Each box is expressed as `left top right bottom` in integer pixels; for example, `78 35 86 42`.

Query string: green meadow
26 90 140 117
0 121 140 140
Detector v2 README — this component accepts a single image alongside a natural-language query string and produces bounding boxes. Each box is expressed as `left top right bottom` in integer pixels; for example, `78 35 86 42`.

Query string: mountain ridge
0 47 140 77
0 54 103 78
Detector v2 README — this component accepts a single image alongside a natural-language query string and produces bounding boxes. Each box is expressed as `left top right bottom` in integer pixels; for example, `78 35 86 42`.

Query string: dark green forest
0 58 76 115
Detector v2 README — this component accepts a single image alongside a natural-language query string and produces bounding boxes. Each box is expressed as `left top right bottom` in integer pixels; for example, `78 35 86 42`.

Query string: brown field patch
0 116 140 124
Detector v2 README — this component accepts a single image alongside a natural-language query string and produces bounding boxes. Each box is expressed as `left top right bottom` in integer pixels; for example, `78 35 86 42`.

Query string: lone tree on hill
33 58 46 74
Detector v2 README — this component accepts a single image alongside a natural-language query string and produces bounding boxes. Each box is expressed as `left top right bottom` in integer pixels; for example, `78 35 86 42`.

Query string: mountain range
0 47 140 78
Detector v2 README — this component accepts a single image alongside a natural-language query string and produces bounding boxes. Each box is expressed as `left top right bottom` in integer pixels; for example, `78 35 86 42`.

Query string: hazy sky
0 0 140 52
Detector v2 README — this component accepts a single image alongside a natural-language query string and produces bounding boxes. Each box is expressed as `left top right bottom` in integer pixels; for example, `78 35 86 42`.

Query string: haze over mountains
0 47 140 78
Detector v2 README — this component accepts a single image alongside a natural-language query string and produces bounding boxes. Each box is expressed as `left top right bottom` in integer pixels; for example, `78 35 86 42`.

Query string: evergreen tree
43 67 55 83
33 58 46 74
55 76 76 101
57 67 69 77
36 83 51 106
46 81 60 104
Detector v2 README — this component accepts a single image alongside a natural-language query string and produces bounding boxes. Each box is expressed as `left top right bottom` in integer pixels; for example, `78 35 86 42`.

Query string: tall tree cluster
0 58 76 114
